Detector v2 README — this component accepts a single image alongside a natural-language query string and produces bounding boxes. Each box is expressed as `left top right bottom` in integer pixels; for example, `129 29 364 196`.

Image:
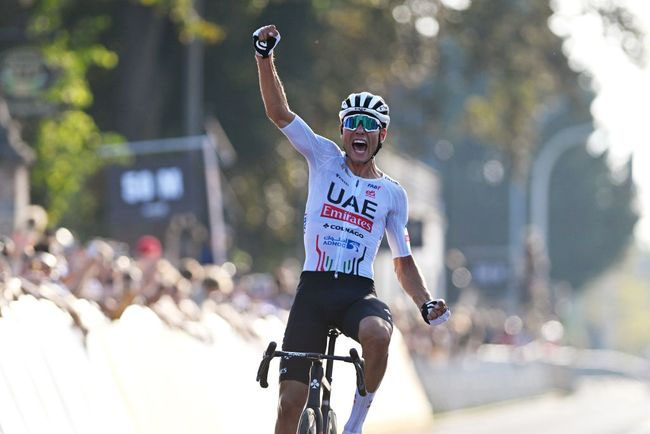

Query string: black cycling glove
253 27 280 58
420 300 451 326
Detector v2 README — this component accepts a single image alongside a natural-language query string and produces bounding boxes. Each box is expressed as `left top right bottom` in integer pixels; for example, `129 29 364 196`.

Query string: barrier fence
0 295 433 434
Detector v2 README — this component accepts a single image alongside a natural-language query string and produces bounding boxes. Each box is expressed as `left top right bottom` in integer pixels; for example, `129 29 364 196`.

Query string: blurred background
0 0 649 433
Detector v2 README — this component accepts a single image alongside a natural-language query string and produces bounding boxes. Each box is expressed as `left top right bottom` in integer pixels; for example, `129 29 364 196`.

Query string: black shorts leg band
340 293 393 342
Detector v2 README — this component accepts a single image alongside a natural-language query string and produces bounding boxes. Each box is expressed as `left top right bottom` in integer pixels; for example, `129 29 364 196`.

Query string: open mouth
352 139 368 155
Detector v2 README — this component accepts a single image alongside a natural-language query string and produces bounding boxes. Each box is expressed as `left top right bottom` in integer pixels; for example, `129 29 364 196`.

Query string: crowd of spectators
0 206 296 344
0 205 563 359
392 283 566 362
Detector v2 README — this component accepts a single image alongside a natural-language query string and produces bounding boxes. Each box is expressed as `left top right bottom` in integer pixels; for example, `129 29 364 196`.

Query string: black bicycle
256 328 367 434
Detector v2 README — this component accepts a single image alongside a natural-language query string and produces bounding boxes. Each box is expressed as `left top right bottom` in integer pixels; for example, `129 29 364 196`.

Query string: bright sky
549 0 650 246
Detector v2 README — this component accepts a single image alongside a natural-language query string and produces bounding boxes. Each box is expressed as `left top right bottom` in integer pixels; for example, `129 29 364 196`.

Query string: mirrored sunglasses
343 114 381 132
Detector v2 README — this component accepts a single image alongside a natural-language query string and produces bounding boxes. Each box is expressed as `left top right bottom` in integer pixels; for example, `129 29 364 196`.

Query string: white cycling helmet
339 92 390 128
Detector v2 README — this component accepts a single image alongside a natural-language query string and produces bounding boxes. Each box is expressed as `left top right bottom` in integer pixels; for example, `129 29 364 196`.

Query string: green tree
1 0 122 233
382 0 639 297
549 148 637 288
3 0 639 280
3 0 220 235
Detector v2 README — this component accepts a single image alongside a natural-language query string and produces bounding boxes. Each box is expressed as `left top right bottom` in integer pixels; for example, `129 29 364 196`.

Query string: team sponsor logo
367 183 381 190
323 223 364 239
316 234 368 274
365 190 376 198
322 235 361 252
326 182 377 219
321 203 373 232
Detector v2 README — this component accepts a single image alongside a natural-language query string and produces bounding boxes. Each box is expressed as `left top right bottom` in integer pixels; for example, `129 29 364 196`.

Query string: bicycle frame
256 328 367 433
305 359 325 429
320 328 339 430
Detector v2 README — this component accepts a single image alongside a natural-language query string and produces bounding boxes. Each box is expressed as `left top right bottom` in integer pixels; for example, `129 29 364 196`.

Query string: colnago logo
310 379 320 389
321 204 373 232
323 235 361 252
323 223 364 239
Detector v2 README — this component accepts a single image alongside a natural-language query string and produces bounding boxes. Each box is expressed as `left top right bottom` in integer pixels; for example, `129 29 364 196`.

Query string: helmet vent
339 91 390 128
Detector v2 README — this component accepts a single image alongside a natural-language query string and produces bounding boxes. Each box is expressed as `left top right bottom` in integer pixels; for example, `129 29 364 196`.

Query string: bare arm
254 25 295 128
394 255 447 322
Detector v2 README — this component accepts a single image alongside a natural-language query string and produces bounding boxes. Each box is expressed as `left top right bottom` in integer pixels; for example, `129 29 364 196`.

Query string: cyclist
253 24 450 434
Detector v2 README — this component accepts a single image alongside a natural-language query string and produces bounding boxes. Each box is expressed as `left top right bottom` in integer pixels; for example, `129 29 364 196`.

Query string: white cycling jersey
281 115 411 280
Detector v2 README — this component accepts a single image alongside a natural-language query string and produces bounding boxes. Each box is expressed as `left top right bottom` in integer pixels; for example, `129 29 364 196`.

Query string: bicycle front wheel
298 408 321 434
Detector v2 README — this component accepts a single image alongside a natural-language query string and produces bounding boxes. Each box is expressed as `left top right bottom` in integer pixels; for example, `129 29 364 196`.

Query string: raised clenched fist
253 25 281 58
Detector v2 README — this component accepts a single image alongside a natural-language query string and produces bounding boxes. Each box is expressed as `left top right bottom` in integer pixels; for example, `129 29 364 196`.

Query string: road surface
422 376 650 434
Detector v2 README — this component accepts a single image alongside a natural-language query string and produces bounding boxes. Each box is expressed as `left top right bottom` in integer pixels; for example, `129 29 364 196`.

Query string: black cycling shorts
279 271 393 384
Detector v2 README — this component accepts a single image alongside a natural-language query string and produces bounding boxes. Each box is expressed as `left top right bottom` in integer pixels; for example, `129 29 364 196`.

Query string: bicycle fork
305 328 339 432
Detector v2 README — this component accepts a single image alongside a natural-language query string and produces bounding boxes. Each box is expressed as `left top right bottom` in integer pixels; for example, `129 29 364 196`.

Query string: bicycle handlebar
255 341 367 396
256 341 277 388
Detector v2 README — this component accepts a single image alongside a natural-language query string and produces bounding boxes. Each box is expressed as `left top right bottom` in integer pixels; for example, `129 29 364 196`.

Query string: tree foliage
5 0 640 281
6 0 218 232
137 0 224 43
549 148 637 288
15 0 122 229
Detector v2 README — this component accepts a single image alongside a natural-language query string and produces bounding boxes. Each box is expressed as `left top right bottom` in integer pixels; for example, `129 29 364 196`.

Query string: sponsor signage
103 144 208 247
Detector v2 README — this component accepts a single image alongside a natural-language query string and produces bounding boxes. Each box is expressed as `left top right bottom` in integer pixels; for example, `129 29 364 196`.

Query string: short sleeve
281 115 342 168
385 184 412 258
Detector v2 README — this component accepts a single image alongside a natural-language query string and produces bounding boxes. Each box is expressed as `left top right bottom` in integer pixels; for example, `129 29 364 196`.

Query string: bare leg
357 316 392 392
342 316 393 433
275 380 308 434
